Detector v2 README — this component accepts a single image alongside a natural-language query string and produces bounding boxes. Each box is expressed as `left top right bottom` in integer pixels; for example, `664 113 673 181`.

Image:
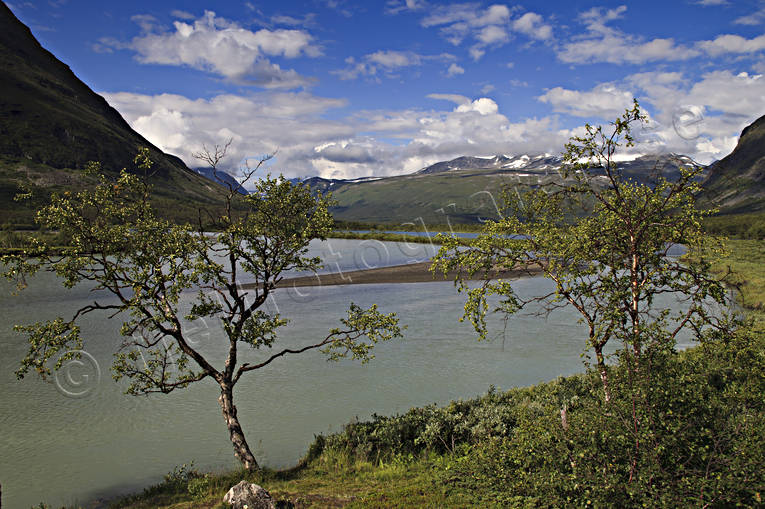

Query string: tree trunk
219 382 259 471
594 346 611 403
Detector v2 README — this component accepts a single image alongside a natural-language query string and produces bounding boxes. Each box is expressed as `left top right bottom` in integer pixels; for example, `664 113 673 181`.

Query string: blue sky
8 0 765 179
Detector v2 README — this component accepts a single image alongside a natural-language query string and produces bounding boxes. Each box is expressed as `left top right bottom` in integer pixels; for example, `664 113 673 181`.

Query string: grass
710 238 765 328
94 453 477 508
328 230 446 246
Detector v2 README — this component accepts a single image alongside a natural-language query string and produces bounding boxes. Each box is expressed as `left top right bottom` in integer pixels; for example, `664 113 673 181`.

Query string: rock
223 480 276 509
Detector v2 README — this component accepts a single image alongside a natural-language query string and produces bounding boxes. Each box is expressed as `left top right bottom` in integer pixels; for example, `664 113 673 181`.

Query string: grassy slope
328 171 537 224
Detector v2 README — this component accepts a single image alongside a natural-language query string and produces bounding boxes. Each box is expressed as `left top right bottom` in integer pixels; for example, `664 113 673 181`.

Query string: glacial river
0 238 697 508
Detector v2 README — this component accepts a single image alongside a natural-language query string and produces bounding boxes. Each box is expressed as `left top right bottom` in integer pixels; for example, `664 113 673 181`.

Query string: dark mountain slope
0 2 229 225
699 114 765 213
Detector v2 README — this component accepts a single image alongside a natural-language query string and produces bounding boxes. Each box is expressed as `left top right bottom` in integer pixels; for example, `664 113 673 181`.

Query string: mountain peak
0 4 234 225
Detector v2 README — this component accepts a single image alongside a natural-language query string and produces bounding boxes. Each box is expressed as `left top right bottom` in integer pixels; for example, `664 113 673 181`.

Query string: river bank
265 260 543 288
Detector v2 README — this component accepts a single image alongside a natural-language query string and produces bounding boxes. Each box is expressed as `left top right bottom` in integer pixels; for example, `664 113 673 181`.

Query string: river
0 238 696 508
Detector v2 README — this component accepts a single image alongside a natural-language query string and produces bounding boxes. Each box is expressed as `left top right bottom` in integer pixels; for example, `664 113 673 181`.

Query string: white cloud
733 3 765 25
103 91 352 178
385 0 427 14
170 10 195 20
333 50 455 80
535 70 765 164
447 62 465 76
421 4 551 60
103 88 573 180
512 12 553 41
426 93 471 105
624 70 764 162
368 50 423 67
98 11 321 88
538 83 635 118
698 34 765 56
101 67 765 182
271 13 318 28
558 6 700 64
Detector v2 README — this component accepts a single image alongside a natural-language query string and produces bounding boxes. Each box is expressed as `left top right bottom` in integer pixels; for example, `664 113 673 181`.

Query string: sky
7 0 765 181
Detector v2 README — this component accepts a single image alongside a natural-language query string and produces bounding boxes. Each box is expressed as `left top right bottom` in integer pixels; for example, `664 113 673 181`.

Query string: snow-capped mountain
417 154 562 175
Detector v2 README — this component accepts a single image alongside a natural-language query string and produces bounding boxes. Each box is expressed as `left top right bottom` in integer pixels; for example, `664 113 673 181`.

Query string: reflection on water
0 238 697 508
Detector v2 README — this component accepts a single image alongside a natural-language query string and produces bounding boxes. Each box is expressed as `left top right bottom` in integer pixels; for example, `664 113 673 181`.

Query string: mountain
0 2 229 226
699 114 765 214
417 154 562 175
193 167 248 195
304 153 703 224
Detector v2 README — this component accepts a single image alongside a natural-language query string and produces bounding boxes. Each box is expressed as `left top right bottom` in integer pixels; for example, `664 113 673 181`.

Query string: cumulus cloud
698 34 765 56
628 71 764 162
512 12 553 41
421 4 551 60
102 91 353 178
426 93 471 105
170 10 195 20
385 0 427 15
537 69 765 164
314 141 377 163
97 11 321 88
733 3 765 25
558 5 699 64
333 50 455 80
101 67 765 182
103 88 575 180
538 83 635 118
446 62 465 76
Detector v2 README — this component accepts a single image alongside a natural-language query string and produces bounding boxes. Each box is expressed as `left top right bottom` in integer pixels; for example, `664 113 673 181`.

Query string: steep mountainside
699 114 765 213
0 2 229 226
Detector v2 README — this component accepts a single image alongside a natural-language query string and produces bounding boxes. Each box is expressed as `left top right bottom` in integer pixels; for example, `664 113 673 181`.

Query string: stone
223 480 276 509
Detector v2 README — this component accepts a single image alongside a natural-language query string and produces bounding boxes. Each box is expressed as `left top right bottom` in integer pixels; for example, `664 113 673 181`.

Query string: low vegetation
703 211 765 240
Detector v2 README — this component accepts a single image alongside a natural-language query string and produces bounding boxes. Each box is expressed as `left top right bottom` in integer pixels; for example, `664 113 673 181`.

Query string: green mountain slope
317 153 701 225
699 114 765 214
0 2 228 226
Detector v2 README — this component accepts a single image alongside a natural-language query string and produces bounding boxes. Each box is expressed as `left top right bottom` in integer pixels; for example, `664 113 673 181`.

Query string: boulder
223 480 276 509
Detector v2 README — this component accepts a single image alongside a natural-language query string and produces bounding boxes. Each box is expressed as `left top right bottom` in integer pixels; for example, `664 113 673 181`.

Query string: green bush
187 475 211 500
439 326 765 507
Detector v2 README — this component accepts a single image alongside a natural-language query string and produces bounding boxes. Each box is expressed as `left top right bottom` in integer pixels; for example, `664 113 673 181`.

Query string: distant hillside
193 167 248 195
699 114 765 214
306 153 702 224
0 2 230 226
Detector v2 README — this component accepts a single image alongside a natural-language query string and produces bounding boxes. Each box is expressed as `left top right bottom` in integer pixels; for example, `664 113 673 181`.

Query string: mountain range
301 152 712 224
0 0 762 228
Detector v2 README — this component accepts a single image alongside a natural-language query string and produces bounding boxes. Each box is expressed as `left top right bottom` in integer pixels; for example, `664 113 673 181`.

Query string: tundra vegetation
2 145 402 471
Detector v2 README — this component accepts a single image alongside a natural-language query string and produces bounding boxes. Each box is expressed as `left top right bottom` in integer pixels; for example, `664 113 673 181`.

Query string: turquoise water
0 239 695 508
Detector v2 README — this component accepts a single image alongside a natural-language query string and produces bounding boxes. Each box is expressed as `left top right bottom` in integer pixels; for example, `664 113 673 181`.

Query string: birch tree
3 148 402 470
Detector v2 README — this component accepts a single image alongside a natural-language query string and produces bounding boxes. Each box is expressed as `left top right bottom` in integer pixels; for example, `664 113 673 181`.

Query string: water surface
0 238 695 508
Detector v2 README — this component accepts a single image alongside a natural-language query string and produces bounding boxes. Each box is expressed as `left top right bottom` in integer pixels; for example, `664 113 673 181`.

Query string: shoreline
259 260 543 288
